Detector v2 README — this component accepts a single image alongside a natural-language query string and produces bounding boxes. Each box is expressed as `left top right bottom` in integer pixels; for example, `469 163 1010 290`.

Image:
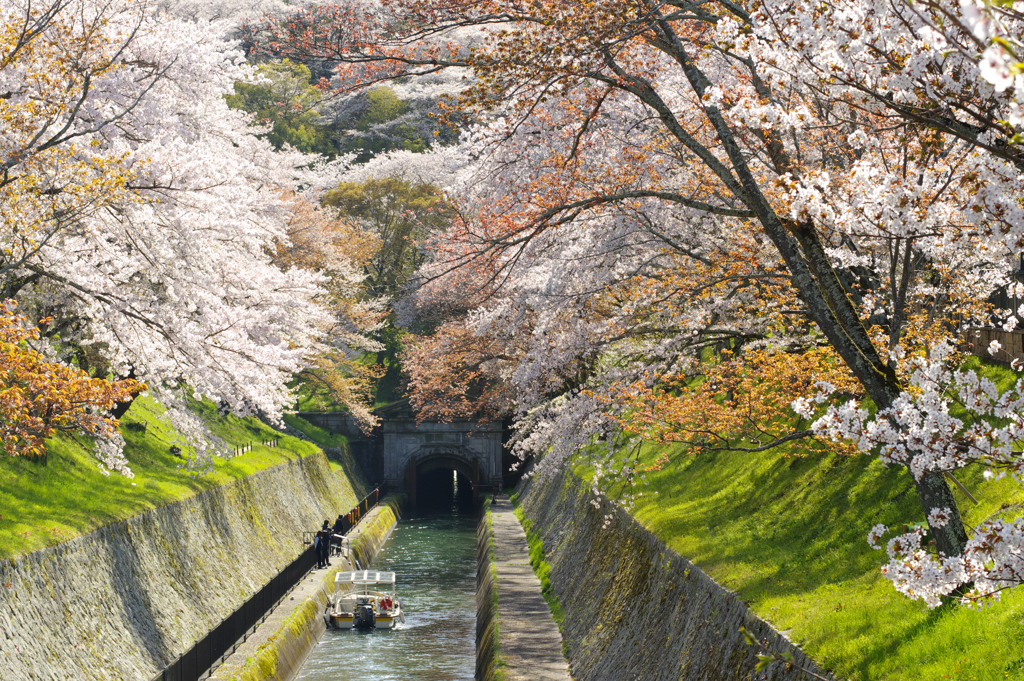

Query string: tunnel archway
406 452 478 509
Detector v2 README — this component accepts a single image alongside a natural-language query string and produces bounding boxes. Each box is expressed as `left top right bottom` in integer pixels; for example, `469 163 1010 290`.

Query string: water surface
295 509 477 681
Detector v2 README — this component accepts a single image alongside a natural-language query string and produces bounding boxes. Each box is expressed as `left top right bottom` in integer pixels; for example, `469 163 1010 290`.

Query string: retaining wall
475 504 500 681
518 470 831 681
0 453 364 681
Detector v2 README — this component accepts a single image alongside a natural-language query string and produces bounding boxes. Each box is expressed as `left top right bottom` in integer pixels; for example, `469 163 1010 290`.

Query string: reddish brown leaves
0 301 143 459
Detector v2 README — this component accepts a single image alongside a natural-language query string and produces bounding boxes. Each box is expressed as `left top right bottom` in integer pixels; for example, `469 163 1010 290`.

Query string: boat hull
327 611 400 629
327 612 401 629
330 614 354 629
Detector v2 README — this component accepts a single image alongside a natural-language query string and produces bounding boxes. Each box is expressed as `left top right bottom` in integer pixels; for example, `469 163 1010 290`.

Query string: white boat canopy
335 570 396 586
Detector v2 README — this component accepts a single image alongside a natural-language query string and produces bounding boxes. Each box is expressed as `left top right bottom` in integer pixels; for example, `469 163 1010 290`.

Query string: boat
324 570 404 630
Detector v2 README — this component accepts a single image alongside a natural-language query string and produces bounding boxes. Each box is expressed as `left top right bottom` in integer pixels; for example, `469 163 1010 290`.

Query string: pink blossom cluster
1 0 376 474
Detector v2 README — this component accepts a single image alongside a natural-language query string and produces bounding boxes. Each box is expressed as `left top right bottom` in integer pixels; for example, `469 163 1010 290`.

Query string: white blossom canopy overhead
1 0 371 473
253 0 1024 607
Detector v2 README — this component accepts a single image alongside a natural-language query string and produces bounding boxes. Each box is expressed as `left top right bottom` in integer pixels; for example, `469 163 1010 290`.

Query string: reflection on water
294 509 477 681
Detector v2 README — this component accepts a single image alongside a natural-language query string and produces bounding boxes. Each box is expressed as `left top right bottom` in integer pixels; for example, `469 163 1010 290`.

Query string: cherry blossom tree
272 196 387 430
0 300 142 475
1 0 379 472
256 0 1024 605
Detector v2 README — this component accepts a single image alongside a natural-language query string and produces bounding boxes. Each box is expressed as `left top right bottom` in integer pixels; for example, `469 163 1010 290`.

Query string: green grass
283 414 350 450
588 360 1024 680
510 494 567 626
282 413 372 494
0 395 321 560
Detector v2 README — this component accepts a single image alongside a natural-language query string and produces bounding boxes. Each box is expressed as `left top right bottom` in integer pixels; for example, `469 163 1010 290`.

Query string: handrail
332 483 388 536
150 544 315 681
151 482 389 681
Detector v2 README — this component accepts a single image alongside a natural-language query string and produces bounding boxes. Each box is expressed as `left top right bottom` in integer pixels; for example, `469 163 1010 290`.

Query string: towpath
489 496 572 681
211 502 393 680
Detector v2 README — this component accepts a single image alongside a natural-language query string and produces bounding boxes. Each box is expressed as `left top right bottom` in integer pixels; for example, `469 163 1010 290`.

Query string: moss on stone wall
476 501 509 681
350 495 403 569
229 596 321 681
214 498 403 681
234 646 280 681
0 452 365 681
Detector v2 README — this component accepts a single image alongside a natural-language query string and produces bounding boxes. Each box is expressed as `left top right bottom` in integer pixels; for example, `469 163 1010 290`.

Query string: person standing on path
313 529 322 569
317 520 332 568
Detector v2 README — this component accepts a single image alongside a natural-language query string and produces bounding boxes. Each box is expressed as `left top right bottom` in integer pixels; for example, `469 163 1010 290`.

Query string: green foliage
289 346 404 414
357 87 408 130
372 351 405 408
310 178 451 417
290 376 340 412
342 86 429 160
324 177 450 300
589 363 1024 680
226 60 335 156
0 395 318 560
320 178 445 412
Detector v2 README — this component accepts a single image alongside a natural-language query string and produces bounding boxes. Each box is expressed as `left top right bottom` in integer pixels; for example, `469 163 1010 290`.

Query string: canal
294 507 478 680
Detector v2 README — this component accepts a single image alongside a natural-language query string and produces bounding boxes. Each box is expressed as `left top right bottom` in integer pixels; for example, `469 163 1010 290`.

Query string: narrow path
211 503 392 680
489 496 572 681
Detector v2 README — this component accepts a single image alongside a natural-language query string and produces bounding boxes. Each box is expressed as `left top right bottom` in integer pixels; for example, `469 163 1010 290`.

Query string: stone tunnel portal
408 453 477 509
390 421 503 507
295 402 504 508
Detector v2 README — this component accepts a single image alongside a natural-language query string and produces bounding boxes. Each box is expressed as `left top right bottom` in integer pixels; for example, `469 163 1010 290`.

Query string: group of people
314 516 345 569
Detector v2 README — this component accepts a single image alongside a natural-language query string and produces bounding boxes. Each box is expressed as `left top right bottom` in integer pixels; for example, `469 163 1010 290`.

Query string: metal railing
152 544 316 681
332 483 388 536
153 483 389 681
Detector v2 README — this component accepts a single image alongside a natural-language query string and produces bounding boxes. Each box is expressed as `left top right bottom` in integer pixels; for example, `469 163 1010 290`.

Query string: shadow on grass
0 395 320 561
611 438 1024 680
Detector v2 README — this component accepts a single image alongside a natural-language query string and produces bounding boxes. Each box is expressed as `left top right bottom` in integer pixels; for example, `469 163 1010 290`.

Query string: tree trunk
110 395 137 420
662 44 970 563
914 470 970 558
109 368 138 420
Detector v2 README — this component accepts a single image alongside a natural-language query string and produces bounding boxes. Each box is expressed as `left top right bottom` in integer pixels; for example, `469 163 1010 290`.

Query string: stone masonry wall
518 470 832 681
474 504 499 681
0 453 363 681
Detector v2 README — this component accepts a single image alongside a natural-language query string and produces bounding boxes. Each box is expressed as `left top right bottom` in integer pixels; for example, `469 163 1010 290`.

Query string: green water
295 510 477 681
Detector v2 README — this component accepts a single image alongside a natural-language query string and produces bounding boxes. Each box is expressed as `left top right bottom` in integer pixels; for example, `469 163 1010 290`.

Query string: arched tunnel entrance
406 454 478 510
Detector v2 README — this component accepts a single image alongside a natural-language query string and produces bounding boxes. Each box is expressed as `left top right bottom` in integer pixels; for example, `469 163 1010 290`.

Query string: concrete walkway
211 503 394 680
490 497 572 681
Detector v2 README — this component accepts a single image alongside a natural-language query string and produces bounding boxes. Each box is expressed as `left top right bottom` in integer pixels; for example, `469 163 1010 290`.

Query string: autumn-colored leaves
609 347 861 456
0 300 142 460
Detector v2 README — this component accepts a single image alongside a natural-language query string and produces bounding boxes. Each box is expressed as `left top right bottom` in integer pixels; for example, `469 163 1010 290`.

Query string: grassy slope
0 395 325 561
282 413 350 449
593 361 1024 681
283 413 373 497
